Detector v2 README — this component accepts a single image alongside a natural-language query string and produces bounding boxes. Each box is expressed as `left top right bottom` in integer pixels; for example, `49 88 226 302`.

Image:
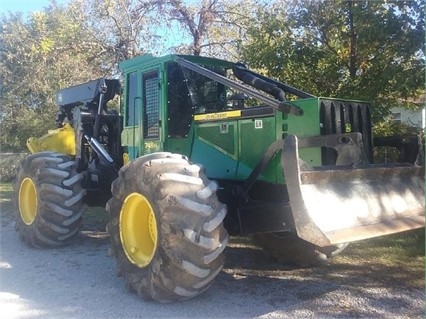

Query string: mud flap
282 134 425 247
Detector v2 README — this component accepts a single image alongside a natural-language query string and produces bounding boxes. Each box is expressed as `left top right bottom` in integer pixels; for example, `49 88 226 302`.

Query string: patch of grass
340 229 425 263
0 183 14 221
83 206 110 231
0 183 13 191
334 229 425 288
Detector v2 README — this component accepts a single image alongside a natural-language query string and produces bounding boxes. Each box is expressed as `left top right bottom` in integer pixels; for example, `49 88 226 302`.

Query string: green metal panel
119 54 234 75
237 116 277 181
163 137 192 156
173 55 235 69
197 123 236 157
143 140 162 153
191 111 281 183
191 120 238 180
121 126 141 159
191 138 238 179
284 98 322 167
189 99 323 183
127 146 139 159
119 55 157 73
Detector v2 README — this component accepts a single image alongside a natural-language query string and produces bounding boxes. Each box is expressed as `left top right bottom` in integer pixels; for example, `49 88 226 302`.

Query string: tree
241 0 425 122
0 2 111 151
70 0 165 63
161 0 257 59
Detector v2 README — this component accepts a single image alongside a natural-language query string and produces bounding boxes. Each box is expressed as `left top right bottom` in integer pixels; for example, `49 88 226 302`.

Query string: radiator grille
319 99 373 164
143 72 160 139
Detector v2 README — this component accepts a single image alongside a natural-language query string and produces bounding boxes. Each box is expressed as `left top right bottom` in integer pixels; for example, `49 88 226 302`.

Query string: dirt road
0 217 424 319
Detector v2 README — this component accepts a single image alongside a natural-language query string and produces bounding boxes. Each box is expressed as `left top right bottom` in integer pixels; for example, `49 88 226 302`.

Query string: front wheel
106 153 228 302
13 152 85 247
253 232 348 267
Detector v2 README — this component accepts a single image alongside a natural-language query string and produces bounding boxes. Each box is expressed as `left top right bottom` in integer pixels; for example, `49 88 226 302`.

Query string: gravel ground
0 217 424 319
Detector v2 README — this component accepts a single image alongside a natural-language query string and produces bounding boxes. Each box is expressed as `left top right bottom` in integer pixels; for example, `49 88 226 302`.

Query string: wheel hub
119 192 158 267
19 178 38 225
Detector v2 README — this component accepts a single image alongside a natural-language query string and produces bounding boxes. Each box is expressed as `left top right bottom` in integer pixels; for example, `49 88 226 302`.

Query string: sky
0 0 69 16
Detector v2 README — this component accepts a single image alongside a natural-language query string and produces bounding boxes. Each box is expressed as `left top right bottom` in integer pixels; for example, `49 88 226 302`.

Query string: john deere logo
194 110 241 122
345 123 352 133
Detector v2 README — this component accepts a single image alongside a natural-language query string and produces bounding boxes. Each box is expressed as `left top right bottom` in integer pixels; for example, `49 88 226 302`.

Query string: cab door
122 71 142 160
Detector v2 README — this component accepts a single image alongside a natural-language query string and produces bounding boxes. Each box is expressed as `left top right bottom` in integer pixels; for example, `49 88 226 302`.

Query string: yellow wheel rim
19 178 38 225
119 192 158 267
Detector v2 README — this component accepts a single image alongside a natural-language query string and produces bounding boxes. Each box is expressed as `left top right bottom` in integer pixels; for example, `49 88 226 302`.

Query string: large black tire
253 232 348 267
106 153 228 303
13 152 85 247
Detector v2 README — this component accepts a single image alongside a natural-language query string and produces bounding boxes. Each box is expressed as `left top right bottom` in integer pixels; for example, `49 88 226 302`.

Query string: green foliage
0 2 113 151
373 119 423 163
241 0 425 122
373 119 421 137
0 153 27 182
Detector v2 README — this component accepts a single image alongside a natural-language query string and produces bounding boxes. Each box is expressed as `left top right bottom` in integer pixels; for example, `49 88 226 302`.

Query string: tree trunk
348 0 357 78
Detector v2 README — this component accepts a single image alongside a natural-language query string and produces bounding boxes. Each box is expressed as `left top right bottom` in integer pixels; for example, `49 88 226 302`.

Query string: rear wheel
106 152 228 302
253 232 348 267
13 152 85 247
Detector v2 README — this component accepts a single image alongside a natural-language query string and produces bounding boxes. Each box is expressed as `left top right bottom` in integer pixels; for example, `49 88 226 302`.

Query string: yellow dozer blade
282 134 425 247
